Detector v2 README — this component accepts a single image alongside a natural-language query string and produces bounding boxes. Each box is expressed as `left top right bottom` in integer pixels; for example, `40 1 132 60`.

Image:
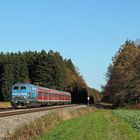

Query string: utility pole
87 96 90 106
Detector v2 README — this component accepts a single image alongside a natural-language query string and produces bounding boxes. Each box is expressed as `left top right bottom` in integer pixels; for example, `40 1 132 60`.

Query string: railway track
0 104 79 118
0 108 13 112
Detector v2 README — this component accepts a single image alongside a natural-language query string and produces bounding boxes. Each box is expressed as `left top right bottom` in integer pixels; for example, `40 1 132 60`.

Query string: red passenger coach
37 87 71 105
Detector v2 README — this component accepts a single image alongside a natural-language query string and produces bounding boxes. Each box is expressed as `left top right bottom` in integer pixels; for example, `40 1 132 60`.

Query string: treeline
0 50 99 103
102 40 140 107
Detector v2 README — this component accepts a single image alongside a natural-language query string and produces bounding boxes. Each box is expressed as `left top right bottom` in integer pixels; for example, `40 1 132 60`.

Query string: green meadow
35 110 140 140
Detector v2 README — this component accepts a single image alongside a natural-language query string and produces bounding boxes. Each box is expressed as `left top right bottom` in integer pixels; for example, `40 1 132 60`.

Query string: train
11 83 71 108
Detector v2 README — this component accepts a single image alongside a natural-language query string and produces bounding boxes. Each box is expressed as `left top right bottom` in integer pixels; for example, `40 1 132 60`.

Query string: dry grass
0 102 11 109
5 107 95 140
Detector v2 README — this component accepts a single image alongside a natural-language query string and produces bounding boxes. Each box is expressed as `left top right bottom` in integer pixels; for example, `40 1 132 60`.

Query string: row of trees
102 40 140 106
0 50 99 103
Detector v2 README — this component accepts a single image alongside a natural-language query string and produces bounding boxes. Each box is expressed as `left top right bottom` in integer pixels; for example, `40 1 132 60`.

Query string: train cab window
20 86 26 90
31 87 36 91
13 86 19 90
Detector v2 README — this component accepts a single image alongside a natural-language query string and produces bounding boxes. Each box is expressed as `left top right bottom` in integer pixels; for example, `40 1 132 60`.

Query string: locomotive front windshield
13 86 19 90
13 85 26 90
20 86 26 90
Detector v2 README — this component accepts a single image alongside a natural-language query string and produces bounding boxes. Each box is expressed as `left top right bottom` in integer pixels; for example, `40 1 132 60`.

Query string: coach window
49 94 51 98
20 86 26 90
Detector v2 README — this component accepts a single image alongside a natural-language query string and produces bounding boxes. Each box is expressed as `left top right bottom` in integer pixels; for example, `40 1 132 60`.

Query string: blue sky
0 0 140 90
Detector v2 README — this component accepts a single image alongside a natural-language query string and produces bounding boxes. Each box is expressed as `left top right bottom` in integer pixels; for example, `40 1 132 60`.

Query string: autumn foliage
102 40 140 107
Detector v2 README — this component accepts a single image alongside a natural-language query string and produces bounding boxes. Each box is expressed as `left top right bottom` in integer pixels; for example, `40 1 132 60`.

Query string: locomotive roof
13 83 70 95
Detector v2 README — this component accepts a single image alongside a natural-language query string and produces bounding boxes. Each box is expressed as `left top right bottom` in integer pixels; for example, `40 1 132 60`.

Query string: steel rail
0 104 79 118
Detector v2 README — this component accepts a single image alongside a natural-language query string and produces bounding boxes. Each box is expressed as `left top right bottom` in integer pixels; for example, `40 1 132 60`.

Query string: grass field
35 110 140 140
